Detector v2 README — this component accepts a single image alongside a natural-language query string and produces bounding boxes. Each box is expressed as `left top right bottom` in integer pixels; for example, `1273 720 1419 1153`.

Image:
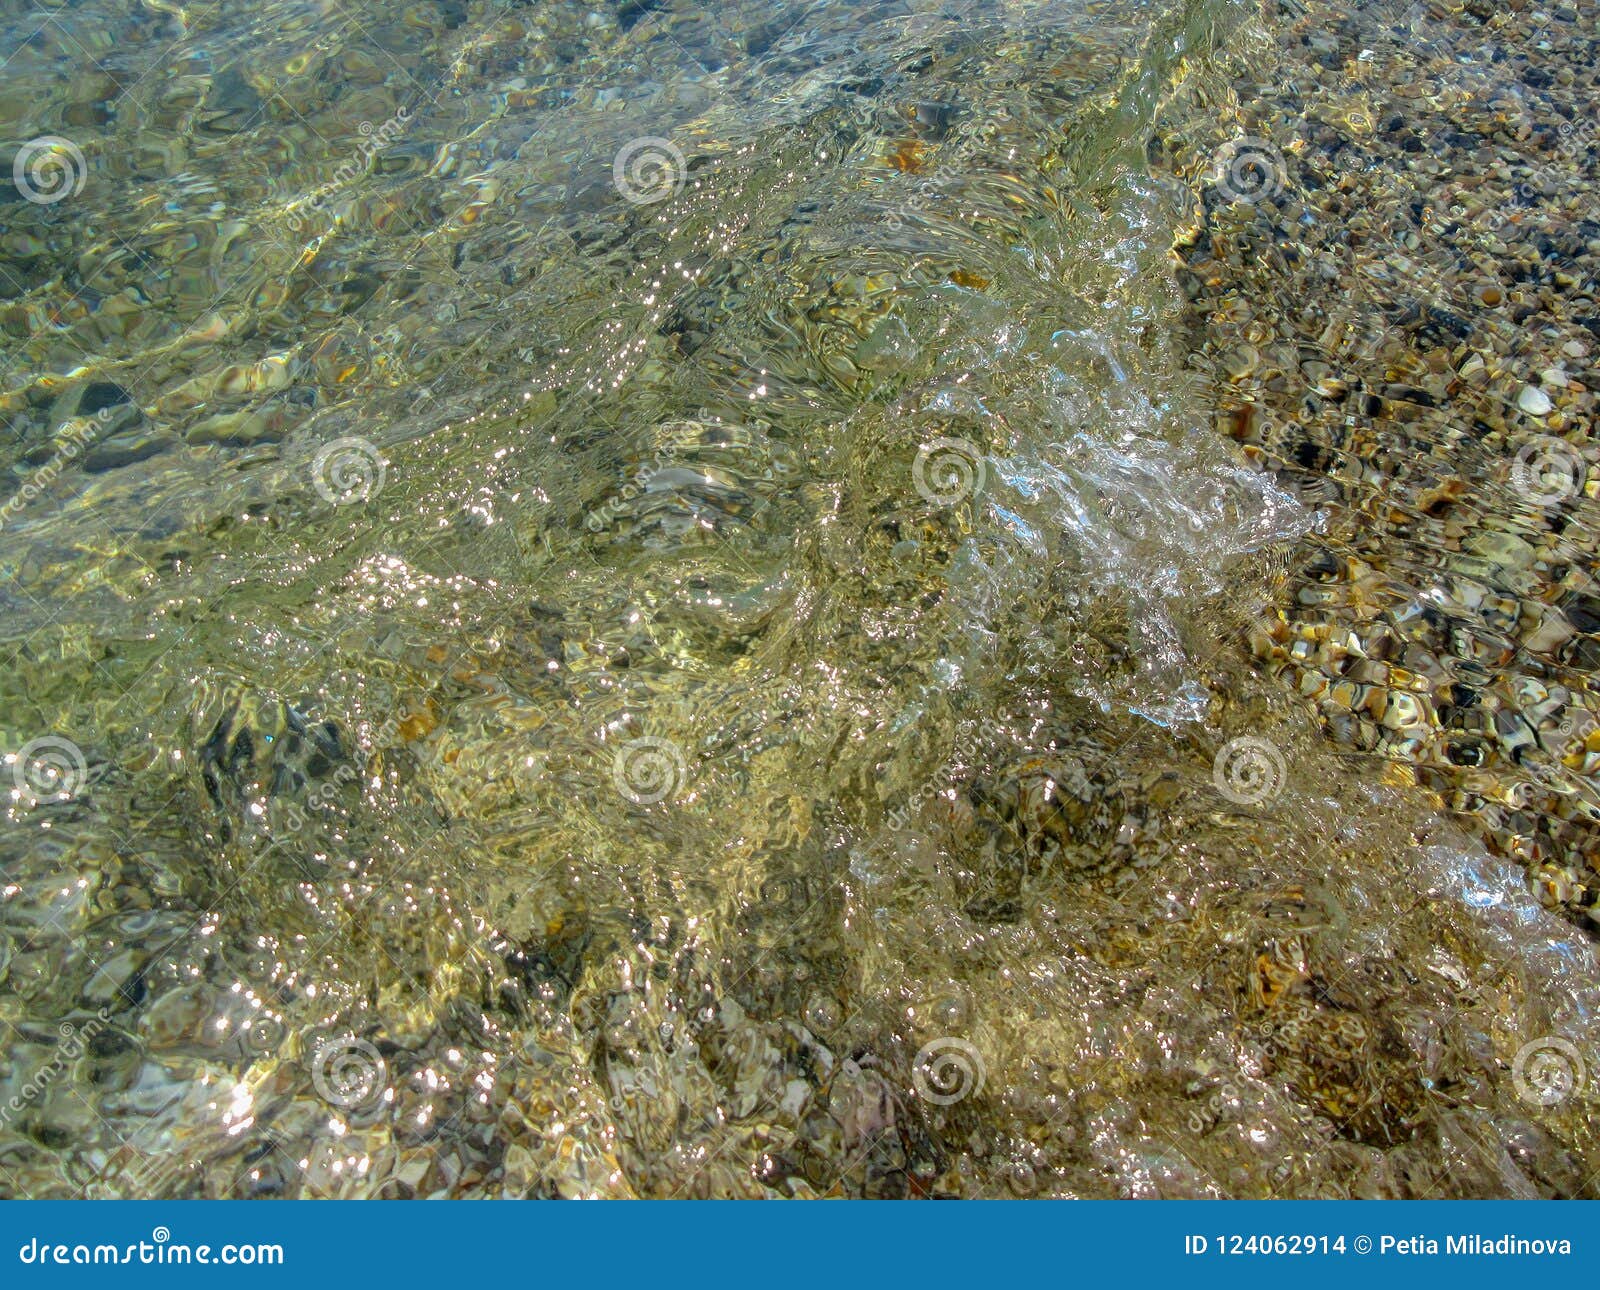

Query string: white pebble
1518 385 1553 417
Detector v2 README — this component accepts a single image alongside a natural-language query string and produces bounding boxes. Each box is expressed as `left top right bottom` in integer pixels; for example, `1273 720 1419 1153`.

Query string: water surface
1 0 1596 1197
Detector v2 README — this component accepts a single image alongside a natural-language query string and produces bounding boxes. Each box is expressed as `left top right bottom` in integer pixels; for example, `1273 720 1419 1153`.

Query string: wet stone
79 427 174 473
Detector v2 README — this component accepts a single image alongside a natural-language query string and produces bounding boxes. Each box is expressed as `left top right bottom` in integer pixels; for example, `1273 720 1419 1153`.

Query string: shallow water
2 0 1597 1197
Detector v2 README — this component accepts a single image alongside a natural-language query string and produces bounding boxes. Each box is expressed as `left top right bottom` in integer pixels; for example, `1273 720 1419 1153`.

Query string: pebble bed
1157 0 1600 924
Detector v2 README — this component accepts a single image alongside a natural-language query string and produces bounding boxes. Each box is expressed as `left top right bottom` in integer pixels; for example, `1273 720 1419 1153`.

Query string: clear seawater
1 0 1596 1197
